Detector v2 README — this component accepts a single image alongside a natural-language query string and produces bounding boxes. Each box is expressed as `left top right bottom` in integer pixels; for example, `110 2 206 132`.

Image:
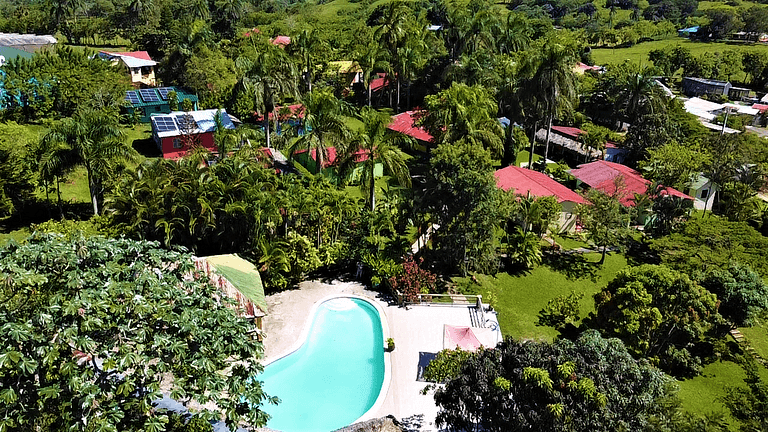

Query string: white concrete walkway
259 279 501 432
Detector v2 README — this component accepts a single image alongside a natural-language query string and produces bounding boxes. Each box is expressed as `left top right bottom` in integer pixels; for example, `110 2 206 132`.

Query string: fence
395 291 483 307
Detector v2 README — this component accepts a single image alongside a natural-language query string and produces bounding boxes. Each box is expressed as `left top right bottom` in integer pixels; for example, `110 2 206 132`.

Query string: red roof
370 73 390 91
552 125 584 140
495 166 587 204
253 104 305 121
752 103 768 113
570 160 691 206
107 50 153 61
388 111 433 143
293 147 369 168
271 35 291 46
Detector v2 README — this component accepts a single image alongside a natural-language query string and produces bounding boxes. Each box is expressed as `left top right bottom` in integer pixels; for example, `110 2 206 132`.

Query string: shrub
424 347 475 383
538 291 584 328
389 256 438 302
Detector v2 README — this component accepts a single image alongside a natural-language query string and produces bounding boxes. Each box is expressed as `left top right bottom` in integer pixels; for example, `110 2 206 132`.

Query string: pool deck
259 279 501 432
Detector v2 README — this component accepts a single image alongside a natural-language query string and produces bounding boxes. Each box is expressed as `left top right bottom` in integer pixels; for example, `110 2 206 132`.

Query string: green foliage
575 187 632 264
722 359 768 431
421 140 510 274
538 290 584 328
0 122 37 219
424 347 476 383
650 217 768 277
386 337 395 351
434 330 671 431
641 142 710 191
1 47 129 122
0 234 273 431
591 264 723 377
699 262 768 326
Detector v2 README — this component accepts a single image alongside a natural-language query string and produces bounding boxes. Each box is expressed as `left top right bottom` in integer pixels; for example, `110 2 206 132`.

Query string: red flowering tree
389 256 438 302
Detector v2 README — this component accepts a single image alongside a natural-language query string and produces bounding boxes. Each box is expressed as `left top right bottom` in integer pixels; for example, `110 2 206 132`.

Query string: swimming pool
260 297 387 432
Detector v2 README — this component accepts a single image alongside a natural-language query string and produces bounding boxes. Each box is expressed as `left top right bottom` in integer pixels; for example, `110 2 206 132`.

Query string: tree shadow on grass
543 252 600 282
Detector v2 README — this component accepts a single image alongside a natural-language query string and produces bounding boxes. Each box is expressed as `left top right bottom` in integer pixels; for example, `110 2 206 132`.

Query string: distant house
253 103 305 134
326 61 363 89
388 110 433 151
495 165 587 232
683 97 724 121
678 26 699 38
0 46 33 66
687 174 719 211
150 109 235 159
99 51 157 87
569 160 692 208
573 62 604 75
0 32 56 53
682 77 731 98
534 126 603 161
194 254 267 330
729 86 751 101
271 35 291 47
292 146 381 181
124 87 199 123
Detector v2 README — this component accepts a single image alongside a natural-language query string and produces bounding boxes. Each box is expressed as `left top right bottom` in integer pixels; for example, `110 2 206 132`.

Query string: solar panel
139 88 160 102
176 114 199 132
157 87 173 100
153 116 178 133
125 91 140 104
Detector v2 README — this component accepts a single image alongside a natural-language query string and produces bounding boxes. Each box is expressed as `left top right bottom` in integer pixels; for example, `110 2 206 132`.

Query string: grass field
456 251 627 341
740 322 768 359
592 38 767 82
676 360 751 431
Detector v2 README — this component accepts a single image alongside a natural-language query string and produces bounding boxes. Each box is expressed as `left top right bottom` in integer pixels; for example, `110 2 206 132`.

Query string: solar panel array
139 88 160 103
125 91 141 104
153 116 178 133
157 87 173 100
177 114 199 131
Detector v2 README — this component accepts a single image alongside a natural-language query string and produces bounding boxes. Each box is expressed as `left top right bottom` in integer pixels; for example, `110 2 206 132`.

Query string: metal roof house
124 87 198 123
0 32 57 53
150 109 235 159
99 51 157 87
682 77 731 98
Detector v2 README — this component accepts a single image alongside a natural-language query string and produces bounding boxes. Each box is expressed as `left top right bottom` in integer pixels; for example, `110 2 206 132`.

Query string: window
700 189 709 199
172 138 182 149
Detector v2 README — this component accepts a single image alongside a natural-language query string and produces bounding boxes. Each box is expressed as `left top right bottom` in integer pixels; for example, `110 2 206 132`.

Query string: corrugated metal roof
495 166 587 204
388 110 433 142
0 32 57 46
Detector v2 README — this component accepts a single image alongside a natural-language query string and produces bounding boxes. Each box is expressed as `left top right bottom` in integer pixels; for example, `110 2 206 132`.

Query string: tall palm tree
500 13 532 54
355 41 388 107
39 109 136 215
373 0 412 109
526 37 578 168
235 48 300 149
286 88 352 174
292 28 325 94
339 107 414 211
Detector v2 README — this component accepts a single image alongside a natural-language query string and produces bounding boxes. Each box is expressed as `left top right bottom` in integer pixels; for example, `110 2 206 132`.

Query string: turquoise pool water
260 297 386 432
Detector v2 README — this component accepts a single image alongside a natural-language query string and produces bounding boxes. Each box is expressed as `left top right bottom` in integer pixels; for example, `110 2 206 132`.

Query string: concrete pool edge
262 294 392 429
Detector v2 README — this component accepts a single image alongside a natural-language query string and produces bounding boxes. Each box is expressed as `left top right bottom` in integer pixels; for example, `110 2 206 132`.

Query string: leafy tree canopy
434 330 671 432
0 234 274 432
591 264 723 377
699 262 768 327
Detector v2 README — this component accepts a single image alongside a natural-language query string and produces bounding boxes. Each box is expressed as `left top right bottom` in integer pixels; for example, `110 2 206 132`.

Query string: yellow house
99 50 157 87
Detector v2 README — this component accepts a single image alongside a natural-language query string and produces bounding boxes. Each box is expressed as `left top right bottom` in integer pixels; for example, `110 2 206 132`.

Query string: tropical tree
434 330 671 432
38 109 136 215
340 107 413 211
575 187 632 265
499 12 533 54
524 36 579 167
0 234 274 432
355 39 389 107
234 46 300 149
291 28 326 94
419 82 504 157
287 87 353 174
0 122 37 220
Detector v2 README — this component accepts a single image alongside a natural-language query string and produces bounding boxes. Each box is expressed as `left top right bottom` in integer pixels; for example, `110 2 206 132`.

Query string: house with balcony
99 51 157 87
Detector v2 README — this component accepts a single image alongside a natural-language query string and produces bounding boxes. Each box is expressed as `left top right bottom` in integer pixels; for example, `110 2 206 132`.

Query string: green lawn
551 234 590 250
457 251 628 341
676 360 750 431
740 323 768 359
0 227 31 247
592 39 766 82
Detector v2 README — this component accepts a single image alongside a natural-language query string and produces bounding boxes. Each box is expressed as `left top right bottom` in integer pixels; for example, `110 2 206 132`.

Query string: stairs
730 328 767 366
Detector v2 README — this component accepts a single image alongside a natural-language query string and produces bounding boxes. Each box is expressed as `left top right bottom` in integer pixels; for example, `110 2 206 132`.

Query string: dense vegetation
3 0 768 429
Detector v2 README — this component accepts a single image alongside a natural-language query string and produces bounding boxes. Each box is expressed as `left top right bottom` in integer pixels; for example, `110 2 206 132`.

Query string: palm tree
355 41 388 107
286 88 352 174
39 109 136 215
500 13 532 54
373 0 412 108
235 48 300 149
339 107 414 211
292 28 325 94
527 37 578 168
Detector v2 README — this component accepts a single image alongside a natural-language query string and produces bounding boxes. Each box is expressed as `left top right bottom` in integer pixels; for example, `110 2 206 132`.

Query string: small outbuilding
150 109 235 159
682 77 731 98
194 254 267 330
